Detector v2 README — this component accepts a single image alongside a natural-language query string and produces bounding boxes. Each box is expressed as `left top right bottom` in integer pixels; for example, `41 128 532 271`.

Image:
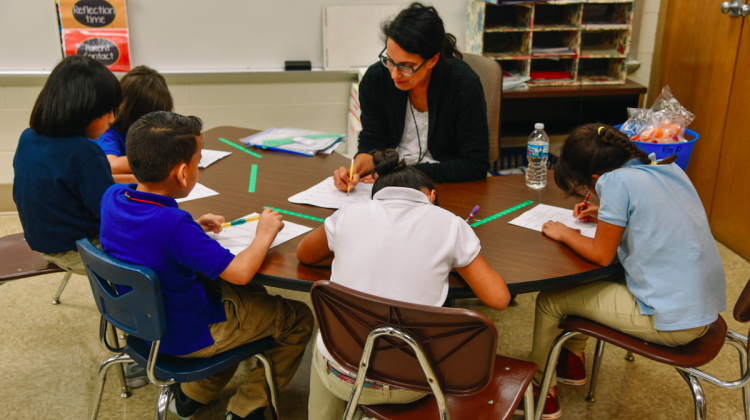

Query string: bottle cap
535 123 545 130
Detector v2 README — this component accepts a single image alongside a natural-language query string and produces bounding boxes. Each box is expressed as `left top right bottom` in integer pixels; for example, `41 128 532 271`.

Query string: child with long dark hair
525 124 726 419
299 149 510 420
96 65 173 183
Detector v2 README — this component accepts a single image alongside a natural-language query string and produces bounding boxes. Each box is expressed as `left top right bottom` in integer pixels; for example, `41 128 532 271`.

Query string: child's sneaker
514 382 562 420
123 361 149 389
168 384 205 419
225 407 266 420
556 347 587 386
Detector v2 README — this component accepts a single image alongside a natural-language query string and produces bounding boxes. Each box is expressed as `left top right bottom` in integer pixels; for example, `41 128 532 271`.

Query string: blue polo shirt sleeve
170 216 235 280
596 172 630 228
96 129 124 156
78 154 115 223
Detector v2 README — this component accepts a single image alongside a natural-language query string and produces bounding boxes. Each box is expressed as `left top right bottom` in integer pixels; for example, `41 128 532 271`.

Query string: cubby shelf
467 0 634 86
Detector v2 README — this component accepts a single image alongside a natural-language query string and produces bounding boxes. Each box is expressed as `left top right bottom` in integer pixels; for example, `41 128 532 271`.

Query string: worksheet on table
288 176 373 209
508 204 598 238
175 183 219 203
208 213 314 254
199 149 232 168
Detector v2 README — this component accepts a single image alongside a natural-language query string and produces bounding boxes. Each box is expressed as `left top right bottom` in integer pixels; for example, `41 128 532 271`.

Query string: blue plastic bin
615 125 699 172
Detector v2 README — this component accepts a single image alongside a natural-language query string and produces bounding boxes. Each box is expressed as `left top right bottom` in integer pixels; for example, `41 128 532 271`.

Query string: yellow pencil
221 215 260 229
346 158 354 196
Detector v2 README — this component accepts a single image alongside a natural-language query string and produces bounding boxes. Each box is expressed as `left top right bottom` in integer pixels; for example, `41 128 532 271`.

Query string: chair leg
105 325 131 398
625 351 635 362
88 354 132 420
585 339 606 403
677 369 707 420
725 336 750 420
523 382 534 420
535 330 582 420
154 385 170 420
255 354 279 420
51 271 72 305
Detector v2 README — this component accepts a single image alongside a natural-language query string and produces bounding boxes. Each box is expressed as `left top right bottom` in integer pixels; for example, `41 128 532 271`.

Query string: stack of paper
240 128 343 157
503 72 531 91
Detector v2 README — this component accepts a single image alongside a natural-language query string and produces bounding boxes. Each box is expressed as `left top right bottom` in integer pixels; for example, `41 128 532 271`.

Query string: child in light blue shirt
526 123 726 420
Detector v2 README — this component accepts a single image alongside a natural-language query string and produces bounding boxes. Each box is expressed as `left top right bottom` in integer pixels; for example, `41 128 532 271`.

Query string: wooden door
651 0 745 219
710 19 750 259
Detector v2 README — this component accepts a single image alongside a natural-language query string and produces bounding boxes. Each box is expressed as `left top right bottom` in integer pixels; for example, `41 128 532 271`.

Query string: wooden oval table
180 126 622 300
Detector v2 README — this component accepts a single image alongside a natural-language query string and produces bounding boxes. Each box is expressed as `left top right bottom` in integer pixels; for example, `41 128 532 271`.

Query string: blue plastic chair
77 238 279 420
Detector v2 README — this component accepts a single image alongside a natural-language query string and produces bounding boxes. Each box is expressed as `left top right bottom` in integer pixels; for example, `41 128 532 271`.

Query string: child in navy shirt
96 65 173 184
99 111 312 420
13 55 121 275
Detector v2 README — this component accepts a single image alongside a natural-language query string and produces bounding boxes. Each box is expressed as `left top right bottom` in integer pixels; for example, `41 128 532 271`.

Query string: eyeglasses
379 47 428 77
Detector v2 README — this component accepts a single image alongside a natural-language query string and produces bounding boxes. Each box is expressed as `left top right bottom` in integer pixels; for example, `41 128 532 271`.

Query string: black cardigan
357 56 490 183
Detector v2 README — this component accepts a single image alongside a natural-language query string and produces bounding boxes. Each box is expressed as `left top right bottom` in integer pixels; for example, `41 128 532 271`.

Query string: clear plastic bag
619 86 695 143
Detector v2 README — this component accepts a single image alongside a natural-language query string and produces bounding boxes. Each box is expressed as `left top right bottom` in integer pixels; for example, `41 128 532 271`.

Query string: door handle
721 0 750 17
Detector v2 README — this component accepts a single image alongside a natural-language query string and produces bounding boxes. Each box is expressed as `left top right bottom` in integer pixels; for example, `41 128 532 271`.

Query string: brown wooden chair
310 280 537 420
463 53 502 170
0 233 72 304
534 278 750 420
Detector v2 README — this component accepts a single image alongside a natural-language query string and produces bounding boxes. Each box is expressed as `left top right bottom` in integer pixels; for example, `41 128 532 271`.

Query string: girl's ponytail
598 126 677 165
370 149 436 199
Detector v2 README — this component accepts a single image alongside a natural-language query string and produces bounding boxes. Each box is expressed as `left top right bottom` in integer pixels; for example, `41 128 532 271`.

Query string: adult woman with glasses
333 2 490 192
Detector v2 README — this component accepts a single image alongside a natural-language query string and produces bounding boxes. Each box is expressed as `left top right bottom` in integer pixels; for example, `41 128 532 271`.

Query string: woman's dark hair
554 123 677 197
112 65 173 134
30 55 122 137
371 149 436 202
381 2 462 63
126 111 202 183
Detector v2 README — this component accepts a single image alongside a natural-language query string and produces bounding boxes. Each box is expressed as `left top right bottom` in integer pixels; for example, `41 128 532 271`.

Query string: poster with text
58 0 131 72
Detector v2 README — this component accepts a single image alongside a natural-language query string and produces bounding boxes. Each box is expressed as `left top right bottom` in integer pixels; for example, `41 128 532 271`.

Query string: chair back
310 281 498 395
463 53 501 163
77 238 166 342
733 278 750 323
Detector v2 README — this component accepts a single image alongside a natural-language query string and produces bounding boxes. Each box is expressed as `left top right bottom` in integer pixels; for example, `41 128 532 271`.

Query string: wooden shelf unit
467 0 634 86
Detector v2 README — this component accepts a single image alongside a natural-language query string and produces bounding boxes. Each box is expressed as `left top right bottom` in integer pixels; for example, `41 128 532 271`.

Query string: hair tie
598 126 605 135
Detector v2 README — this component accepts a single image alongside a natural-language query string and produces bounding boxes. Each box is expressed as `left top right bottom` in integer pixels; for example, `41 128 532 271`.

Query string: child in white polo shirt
297 149 511 420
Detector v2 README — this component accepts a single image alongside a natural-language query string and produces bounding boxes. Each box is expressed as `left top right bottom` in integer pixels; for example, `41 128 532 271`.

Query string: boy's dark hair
126 111 202 183
30 55 122 137
371 149 437 204
382 2 462 64
112 65 173 134
555 123 677 197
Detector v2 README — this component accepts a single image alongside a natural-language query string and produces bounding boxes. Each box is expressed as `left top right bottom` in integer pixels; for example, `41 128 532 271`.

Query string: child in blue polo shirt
99 111 313 420
96 65 173 184
13 55 120 275
524 124 726 419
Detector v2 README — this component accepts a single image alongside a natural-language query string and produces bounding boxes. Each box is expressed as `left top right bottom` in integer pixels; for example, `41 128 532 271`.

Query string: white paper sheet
508 204 598 238
198 149 232 168
208 213 313 254
175 183 219 203
288 176 372 209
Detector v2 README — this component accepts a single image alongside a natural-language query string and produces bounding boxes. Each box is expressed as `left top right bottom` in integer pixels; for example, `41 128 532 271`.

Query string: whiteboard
0 2 64 72
0 0 467 73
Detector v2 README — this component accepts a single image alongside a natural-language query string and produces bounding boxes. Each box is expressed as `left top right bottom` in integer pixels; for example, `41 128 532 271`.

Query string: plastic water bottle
525 123 549 188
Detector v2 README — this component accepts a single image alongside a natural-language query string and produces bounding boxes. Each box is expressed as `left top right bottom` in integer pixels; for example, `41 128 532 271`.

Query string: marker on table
346 158 354 196
576 193 591 222
466 205 480 223
221 215 260 229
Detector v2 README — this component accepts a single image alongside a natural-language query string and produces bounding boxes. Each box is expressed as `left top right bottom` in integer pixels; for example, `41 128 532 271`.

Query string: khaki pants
529 275 709 386
180 281 313 417
40 237 101 276
308 345 426 420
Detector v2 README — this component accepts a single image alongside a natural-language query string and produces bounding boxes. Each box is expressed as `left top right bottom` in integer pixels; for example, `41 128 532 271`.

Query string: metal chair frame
535 327 750 420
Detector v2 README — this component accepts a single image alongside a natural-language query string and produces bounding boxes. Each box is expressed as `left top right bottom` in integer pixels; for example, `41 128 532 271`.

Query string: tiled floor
1 212 749 420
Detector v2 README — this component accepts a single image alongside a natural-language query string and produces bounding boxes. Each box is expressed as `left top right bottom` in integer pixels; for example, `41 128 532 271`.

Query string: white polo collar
373 186 431 204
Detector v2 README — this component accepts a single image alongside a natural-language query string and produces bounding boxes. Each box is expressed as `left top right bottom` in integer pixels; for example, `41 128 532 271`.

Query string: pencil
576 193 591 222
221 215 260 229
346 158 354 196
